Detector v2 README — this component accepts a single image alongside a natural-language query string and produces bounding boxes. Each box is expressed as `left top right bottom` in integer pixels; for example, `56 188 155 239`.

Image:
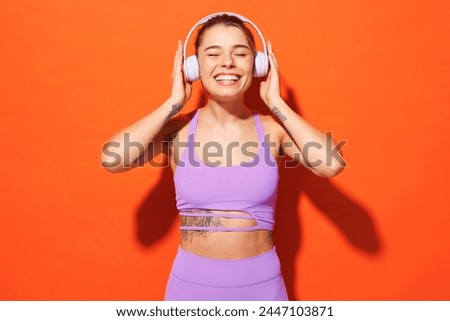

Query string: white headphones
183 12 269 82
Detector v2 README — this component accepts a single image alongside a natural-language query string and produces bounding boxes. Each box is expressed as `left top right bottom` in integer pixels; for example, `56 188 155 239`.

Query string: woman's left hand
260 41 282 107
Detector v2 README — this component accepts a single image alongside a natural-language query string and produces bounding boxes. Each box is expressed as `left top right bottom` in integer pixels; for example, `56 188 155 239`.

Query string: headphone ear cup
253 51 269 78
184 55 200 82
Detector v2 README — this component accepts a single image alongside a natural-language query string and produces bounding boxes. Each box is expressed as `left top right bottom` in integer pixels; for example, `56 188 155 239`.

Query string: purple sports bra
173 108 279 232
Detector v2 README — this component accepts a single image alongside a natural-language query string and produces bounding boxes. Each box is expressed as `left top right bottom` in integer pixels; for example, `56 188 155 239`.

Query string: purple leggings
164 246 288 301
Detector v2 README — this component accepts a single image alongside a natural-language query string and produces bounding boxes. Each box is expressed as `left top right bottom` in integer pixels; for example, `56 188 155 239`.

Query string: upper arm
278 122 304 165
276 119 326 176
130 114 190 169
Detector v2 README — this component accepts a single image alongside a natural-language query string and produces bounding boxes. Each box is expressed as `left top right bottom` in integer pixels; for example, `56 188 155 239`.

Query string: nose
221 52 235 69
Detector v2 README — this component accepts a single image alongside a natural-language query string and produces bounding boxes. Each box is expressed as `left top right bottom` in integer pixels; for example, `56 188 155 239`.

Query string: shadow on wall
135 167 178 246
134 93 209 247
135 79 381 300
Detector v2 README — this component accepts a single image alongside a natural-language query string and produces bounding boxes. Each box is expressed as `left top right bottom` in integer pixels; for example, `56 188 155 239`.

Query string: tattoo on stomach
180 211 223 242
179 210 273 245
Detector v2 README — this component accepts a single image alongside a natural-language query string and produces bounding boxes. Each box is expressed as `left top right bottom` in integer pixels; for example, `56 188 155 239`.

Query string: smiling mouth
214 74 241 83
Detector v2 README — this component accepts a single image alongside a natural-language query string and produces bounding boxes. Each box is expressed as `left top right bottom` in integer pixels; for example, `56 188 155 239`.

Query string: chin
202 81 251 102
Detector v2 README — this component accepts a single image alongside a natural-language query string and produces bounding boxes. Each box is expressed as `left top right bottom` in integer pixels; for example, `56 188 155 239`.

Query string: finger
172 40 183 78
177 41 184 72
267 41 279 70
268 51 278 74
171 42 178 78
266 44 280 87
267 40 273 54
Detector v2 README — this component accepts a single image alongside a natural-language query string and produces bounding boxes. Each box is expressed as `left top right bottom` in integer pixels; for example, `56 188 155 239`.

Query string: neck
203 97 252 125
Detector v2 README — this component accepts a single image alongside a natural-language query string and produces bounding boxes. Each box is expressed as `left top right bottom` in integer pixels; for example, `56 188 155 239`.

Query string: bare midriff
179 210 273 259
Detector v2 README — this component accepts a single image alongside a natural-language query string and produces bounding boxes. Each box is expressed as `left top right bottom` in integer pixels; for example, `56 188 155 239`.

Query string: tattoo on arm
164 102 183 124
271 106 287 122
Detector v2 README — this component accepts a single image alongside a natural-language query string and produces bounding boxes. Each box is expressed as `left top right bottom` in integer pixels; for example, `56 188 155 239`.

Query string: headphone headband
183 12 268 61
182 12 269 81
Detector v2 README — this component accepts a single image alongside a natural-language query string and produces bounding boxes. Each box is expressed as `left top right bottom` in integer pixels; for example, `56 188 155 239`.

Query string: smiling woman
100 12 346 301
198 24 255 101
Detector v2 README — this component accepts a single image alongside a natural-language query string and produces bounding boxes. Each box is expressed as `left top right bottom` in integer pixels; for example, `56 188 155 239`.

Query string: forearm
100 98 182 172
270 97 345 176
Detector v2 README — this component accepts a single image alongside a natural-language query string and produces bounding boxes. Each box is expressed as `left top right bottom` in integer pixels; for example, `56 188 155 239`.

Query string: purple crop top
173 108 279 232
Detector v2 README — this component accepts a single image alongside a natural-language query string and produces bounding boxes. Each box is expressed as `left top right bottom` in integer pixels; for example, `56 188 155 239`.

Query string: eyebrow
203 44 251 51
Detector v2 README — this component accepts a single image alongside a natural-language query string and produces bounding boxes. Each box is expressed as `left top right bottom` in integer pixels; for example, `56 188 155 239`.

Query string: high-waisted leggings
164 246 288 301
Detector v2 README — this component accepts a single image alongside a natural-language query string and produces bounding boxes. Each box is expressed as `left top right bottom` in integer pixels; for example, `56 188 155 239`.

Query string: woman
101 13 345 300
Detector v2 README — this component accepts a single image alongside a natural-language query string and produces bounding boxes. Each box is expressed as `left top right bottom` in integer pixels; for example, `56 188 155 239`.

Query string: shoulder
255 112 285 142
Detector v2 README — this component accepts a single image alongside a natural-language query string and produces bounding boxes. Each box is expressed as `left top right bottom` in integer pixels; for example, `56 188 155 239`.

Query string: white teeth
215 74 239 81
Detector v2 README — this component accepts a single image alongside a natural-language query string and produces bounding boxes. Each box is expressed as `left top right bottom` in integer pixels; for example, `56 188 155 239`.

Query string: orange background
1 1 449 300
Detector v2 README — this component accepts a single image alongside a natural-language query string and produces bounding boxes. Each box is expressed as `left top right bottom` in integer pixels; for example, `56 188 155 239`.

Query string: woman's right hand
170 40 192 106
